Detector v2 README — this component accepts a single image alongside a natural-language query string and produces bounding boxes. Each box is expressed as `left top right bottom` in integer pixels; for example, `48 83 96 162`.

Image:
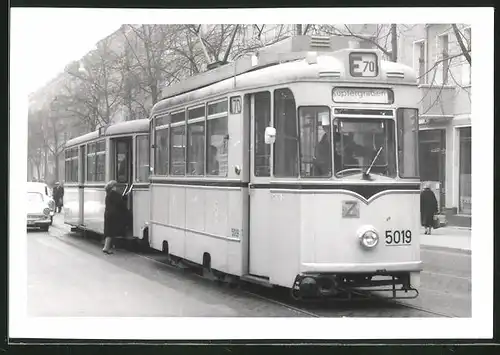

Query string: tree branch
222 24 239 63
452 24 471 65
303 24 311 35
342 25 392 58
417 52 466 80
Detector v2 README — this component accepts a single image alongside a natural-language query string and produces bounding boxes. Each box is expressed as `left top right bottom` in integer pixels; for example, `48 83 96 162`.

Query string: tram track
134 249 454 319
51 227 455 318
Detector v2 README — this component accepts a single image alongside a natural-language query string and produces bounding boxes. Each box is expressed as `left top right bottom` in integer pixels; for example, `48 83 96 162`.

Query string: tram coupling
291 272 419 301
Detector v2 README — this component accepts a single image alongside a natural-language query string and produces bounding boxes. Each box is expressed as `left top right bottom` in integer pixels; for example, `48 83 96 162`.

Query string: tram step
241 274 273 288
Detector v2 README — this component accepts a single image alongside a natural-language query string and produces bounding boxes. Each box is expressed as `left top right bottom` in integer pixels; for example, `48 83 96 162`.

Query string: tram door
247 92 272 279
113 137 134 236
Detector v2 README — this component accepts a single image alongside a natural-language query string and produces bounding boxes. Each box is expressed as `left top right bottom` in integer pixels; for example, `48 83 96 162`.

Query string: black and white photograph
9 7 493 341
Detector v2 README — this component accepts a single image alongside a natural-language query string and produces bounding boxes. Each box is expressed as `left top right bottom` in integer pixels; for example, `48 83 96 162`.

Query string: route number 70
349 53 378 77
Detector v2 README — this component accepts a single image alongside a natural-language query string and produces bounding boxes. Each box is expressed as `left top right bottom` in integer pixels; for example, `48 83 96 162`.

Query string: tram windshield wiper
362 146 383 180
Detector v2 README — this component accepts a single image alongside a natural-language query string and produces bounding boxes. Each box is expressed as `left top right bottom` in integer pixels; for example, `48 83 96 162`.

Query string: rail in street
28 215 471 318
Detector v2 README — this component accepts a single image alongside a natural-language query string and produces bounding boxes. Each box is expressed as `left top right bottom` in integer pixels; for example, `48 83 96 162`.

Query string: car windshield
27 192 43 203
333 119 397 177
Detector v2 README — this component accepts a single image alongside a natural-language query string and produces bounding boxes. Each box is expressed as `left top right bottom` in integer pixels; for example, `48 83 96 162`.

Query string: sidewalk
420 226 471 253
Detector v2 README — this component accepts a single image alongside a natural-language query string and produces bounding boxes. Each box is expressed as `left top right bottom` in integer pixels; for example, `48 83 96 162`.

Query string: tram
64 119 150 246
147 36 422 299
63 35 422 299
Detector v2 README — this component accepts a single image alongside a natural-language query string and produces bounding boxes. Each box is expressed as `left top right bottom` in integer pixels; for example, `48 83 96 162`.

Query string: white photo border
9 7 494 340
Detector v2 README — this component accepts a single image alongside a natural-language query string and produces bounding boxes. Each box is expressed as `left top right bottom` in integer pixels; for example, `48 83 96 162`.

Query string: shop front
458 126 471 215
419 128 447 211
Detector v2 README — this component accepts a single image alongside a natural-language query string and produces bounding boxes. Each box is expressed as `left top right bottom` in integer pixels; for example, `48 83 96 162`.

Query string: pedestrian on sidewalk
103 180 128 254
421 182 438 235
52 182 64 213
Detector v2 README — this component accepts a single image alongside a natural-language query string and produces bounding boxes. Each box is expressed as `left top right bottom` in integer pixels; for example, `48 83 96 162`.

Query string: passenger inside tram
334 133 368 175
313 124 332 176
208 145 219 175
333 134 342 172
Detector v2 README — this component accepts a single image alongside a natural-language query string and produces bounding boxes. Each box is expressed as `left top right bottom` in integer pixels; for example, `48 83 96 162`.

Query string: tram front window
334 119 396 178
298 106 332 177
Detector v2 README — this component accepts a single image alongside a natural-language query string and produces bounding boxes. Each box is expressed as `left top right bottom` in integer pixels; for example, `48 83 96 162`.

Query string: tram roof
65 119 149 148
151 48 417 115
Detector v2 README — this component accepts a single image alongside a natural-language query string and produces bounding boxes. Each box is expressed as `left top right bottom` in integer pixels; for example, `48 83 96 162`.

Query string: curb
421 244 471 255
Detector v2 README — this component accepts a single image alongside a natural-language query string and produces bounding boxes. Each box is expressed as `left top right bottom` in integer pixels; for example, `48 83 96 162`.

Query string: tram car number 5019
385 230 412 246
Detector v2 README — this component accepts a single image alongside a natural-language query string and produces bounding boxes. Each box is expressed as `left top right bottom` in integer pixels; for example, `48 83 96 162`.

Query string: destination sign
332 87 394 104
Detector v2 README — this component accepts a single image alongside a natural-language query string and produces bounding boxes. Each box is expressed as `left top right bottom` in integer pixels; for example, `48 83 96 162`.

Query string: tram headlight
358 227 379 249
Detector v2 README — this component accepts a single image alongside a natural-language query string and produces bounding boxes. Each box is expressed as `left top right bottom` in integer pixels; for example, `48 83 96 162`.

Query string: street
27 214 471 318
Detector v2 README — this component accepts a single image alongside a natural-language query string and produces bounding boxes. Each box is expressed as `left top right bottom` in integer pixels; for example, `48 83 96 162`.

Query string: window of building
397 108 419 178
413 40 426 84
187 105 206 176
459 127 471 214
461 27 471 86
298 106 331 177
253 92 271 177
170 111 186 176
436 33 449 85
207 99 228 176
136 135 150 182
273 88 298 177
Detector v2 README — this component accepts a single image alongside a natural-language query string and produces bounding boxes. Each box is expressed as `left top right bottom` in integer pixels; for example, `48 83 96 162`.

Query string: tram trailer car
147 36 422 300
64 119 151 246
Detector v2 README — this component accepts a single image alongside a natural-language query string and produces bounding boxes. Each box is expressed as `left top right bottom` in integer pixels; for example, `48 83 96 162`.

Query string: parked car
26 191 52 231
27 182 55 225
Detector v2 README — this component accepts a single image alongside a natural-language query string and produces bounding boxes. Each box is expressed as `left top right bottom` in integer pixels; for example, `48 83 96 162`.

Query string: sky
13 7 479 97
14 9 123 95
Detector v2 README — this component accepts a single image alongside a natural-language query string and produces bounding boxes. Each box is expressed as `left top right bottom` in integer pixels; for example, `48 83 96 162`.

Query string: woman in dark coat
103 180 128 254
420 182 438 235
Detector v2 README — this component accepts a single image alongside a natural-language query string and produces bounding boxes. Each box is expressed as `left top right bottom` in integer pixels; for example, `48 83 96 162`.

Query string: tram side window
136 135 150 182
95 141 106 182
170 111 186 176
64 148 78 183
298 106 332 177
116 141 129 183
254 92 271 177
72 148 78 182
86 143 96 182
207 100 228 176
397 108 420 178
86 141 106 182
273 88 298 177
187 106 206 176
155 128 169 175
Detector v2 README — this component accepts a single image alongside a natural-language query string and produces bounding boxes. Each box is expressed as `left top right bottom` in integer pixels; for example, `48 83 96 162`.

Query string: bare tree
64 36 124 129
27 110 46 180
118 25 182 107
315 24 400 62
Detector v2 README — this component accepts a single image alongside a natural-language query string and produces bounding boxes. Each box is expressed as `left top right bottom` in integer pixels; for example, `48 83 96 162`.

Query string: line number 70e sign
349 52 378 77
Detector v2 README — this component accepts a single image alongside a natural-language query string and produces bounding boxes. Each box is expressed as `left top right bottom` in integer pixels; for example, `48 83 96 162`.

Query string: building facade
397 24 471 224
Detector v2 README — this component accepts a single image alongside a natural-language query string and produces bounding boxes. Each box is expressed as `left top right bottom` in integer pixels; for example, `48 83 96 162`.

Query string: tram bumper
292 261 422 299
